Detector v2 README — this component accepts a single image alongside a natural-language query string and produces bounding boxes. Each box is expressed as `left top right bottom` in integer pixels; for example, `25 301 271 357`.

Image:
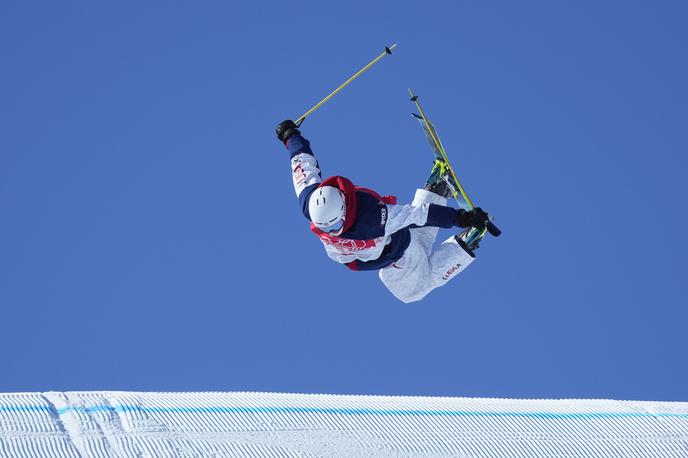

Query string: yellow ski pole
295 44 397 126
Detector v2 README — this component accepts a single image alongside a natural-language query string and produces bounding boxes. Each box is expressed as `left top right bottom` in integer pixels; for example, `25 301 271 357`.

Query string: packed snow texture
1 391 687 457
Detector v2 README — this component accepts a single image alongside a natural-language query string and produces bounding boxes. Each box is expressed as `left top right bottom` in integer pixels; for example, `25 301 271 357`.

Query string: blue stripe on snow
2 404 686 420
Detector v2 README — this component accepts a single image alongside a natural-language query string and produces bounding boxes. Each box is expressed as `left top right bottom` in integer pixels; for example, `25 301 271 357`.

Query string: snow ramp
1 391 687 457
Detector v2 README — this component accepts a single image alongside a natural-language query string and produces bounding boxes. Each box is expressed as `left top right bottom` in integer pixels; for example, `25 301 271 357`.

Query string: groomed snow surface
1 391 687 457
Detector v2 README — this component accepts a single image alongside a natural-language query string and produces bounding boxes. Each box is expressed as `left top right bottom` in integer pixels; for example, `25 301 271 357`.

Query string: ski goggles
316 218 345 234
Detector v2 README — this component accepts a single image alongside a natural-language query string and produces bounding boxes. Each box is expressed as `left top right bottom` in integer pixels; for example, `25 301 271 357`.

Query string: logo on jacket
442 263 463 281
380 206 387 226
318 233 380 254
292 160 306 187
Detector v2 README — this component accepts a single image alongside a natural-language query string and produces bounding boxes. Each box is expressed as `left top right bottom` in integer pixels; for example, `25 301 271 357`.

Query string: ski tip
408 88 418 101
486 221 502 237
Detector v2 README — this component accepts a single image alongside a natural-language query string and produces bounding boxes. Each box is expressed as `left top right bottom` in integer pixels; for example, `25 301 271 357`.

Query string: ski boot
424 159 459 199
455 225 488 257
455 206 493 257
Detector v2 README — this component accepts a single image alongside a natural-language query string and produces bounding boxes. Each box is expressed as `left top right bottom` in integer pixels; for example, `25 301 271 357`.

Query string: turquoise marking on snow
35 405 688 420
2 404 687 420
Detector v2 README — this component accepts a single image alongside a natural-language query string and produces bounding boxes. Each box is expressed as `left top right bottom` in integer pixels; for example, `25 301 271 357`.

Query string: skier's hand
455 207 489 229
276 120 300 143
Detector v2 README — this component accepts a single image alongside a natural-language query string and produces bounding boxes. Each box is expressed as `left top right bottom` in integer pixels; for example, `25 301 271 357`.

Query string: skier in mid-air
276 120 493 303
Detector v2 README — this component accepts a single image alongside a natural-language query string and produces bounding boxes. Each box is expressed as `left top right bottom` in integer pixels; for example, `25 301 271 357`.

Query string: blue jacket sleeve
286 134 314 159
424 204 457 228
404 204 458 230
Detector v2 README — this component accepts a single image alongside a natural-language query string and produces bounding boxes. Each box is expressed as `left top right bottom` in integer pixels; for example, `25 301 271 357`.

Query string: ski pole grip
486 221 502 237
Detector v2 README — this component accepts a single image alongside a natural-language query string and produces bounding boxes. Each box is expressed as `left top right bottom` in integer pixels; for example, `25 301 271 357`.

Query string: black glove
455 207 489 229
275 120 300 143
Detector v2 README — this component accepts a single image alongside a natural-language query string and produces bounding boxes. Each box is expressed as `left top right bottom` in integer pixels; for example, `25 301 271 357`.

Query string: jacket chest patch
317 234 380 252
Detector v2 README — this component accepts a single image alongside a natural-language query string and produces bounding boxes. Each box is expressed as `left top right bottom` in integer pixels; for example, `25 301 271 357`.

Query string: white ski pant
379 189 475 303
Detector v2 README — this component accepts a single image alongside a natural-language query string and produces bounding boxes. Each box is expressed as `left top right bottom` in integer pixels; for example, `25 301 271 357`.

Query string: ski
409 89 501 238
412 112 471 210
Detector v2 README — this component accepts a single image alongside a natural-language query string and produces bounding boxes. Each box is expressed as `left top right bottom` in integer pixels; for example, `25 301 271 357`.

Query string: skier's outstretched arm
384 202 456 236
384 201 487 236
276 120 322 219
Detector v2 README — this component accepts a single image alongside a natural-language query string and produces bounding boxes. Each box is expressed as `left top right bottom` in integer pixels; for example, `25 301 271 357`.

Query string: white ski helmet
309 186 346 234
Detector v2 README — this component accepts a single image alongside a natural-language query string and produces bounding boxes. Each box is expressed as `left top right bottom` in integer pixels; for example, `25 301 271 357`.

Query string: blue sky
1 2 687 401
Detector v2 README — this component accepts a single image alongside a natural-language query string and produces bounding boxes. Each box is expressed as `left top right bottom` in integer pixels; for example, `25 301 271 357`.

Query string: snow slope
1 391 687 457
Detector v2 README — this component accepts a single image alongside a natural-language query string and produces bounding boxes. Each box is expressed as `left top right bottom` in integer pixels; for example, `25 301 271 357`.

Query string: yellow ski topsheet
409 88 474 210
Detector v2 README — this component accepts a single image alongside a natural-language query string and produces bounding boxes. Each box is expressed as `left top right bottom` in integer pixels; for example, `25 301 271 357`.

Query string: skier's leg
379 234 475 303
410 188 447 256
378 233 432 304
427 235 475 290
